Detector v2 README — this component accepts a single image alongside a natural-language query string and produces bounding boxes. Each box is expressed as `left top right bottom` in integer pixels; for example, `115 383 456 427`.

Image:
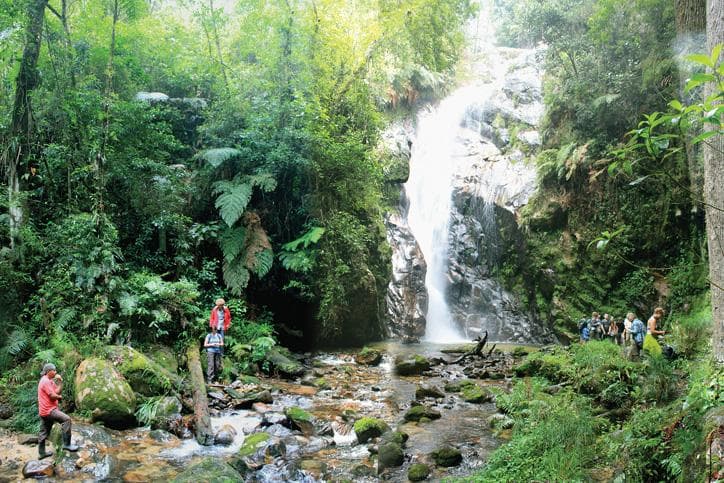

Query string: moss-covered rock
238 432 271 458
285 406 315 435
146 344 179 374
408 463 430 481
377 441 404 471
404 405 441 422
461 384 494 404
353 417 389 443
104 345 183 396
444 379 476 393
431 446 462 467
264 348 305 378
381 430 409 446
171 457 243 482
143 396 182 430
355 347 383 366
75 358 136 428
394 355 431 376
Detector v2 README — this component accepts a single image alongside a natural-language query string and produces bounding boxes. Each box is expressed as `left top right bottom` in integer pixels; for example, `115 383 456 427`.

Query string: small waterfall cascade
384 2 558 344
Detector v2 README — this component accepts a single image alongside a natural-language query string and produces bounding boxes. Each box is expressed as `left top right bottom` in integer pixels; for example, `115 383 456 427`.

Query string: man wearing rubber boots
37 363 79 459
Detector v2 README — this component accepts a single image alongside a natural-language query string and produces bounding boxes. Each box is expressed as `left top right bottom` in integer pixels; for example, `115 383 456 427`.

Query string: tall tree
676 0 706 205
704 0 723 363
2 0 49 250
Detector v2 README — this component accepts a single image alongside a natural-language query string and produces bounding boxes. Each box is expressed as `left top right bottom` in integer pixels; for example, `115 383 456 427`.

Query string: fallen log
452 331 488 364
186 342 214 445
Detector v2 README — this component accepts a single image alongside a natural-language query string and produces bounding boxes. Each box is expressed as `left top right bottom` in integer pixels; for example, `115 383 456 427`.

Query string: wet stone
377 442 404 472
23 460 54 478
262 411 288 426
148 429 177 443
404 405 441 422
408 463 431 481
431 446 463 467
214 424 237 446
415 384 445 399
17 434 37 445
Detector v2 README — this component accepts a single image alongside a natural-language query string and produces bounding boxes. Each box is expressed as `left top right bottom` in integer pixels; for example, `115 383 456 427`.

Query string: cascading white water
405 87 490 343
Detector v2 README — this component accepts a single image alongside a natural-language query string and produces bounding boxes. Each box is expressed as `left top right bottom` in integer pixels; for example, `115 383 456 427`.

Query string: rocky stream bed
0 342 526 482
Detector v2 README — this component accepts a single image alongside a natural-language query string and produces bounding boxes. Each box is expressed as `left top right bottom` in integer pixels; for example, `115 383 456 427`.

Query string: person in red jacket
37 363 79 459
209 298 231 337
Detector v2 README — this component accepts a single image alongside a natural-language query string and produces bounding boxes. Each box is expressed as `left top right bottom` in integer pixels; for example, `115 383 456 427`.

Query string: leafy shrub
668 305 712 359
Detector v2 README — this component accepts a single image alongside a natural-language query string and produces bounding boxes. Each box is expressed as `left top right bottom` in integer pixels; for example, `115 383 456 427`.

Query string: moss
74 358 136 429
171 457 243 482
238 432 270 458
395 354 431 376
431 446 462 467
382 430 408 446
404 405 441 422
284 406 312 422
408 463 430 481
444 379 476 393
353 417 389 443
377 442 404 470
461 384 493 404
314 378 329 390
104 346 183 397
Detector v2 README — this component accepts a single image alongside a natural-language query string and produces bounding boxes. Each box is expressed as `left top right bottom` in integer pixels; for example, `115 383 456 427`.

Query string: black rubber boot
62 432 79 452
38 442 53 459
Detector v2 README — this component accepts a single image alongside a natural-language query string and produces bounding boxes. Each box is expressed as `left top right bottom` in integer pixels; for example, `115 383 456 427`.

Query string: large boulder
75 358 136 428
404 405 441 422
355 347 383 366
264 348 305 378
146 344 179 374
104 345 183 396
431 446 462 467
22 460 54 478
171 457 243 483
377 441 404 472
284 407 315 436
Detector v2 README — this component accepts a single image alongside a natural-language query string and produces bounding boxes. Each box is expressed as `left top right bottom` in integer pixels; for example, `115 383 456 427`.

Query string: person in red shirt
37 363 79 459
209 298 231 336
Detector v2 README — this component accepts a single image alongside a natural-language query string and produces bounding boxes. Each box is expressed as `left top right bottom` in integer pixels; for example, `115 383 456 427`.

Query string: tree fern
247 172 277 192
222 260 250 296
221 226 247 263
213 181 253 227
54 307 76 332
194 148 242 168
282 226 325 251
242 212 272 276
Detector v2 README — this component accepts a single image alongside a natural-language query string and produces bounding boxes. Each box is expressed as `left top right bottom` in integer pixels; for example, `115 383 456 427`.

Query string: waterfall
383 3 557 345
405 87 490 343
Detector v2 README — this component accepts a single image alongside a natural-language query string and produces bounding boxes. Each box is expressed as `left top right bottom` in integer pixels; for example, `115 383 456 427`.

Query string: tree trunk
676 0 707 207
4 0 49 250
186 342 214 445
704 0 724 364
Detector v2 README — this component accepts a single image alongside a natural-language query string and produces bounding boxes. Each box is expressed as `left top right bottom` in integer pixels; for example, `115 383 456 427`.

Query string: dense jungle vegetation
0 0 722 480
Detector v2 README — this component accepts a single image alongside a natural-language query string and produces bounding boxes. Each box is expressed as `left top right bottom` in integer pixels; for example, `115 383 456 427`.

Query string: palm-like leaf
214 181 253 227
194 148 242 168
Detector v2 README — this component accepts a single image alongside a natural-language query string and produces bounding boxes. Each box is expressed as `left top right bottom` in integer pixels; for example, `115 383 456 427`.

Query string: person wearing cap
37 363 79 459
209 298 231 354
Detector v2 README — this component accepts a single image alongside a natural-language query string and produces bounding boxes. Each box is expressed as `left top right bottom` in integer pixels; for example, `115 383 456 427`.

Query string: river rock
145 396 182 431
231 389 273 409
461 384 494 404
171 457 243 482
0 402 13 419
299 459 328 479
284 407 315 436
377 441 404 472
385 209 428 342
394 354 431 376
214 424 237 446
415 384 445 399
382 430 409 446
431 446 463 467
264 348 305 378
103 345 184 397
404 405 441 422
353 417 389 443
408 462 431 481
17 433 38 445
75 358 136 428
444 379 476 393
22 460 54 478
146 344 178 373
262 411 288 426
355 347 383 366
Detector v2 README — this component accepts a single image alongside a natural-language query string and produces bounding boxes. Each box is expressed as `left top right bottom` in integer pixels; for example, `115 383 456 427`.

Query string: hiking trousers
207 351 222 382
39 408 71 444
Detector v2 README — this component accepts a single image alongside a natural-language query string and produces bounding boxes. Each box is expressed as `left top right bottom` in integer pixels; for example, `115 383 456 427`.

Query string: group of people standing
34 297 232 461
579 307 667 355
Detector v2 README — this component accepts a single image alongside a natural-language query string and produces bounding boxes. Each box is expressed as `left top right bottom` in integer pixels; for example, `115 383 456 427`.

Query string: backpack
578 319 589 333
631 319 644 343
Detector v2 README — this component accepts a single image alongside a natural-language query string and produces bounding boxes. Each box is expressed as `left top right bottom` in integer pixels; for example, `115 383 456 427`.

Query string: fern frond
214 181 253 227
282 226 326 251
195 148 242 168
6 328 29 356
249 248 273 278
54 308 76 331
221 226 247 263
106 323 120 341
247 173 277 192
222 260 250 296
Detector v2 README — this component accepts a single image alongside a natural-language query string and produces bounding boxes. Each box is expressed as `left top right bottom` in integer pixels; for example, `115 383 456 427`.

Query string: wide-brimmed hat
215 298 225 305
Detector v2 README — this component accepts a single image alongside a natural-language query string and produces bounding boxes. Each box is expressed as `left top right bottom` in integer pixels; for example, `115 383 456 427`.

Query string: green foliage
668 305 712 359
194 148 242 168
135 396 165 426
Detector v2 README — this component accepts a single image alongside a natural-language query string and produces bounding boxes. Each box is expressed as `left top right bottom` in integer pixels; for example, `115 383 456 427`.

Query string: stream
0 342 519 482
